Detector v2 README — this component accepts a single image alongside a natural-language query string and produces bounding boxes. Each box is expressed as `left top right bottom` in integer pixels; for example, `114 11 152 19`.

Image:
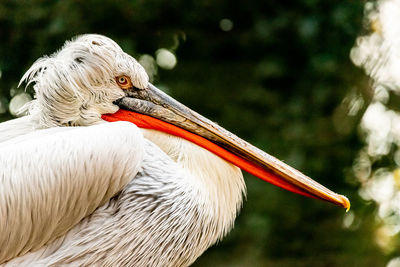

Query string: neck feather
141 129 246 231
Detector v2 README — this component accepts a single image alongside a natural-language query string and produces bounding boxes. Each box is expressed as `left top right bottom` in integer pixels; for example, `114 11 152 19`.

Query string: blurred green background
1 0 398 266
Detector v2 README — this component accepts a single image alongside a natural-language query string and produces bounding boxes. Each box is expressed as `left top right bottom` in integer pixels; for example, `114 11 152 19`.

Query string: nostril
113 98 123 106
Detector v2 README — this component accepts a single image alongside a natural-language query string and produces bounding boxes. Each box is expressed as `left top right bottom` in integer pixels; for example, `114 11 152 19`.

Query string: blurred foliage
0 0 390 266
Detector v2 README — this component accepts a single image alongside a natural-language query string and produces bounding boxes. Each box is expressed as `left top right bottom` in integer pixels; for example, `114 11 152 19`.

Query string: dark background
0 1 393 266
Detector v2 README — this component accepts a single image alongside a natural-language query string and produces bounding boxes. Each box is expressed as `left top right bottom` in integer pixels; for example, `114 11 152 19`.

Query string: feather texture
0 121 144 263
1 124 245 266
1 34 246 266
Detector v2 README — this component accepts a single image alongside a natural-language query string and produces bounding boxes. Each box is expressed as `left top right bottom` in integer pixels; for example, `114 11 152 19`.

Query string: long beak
102 83 350 210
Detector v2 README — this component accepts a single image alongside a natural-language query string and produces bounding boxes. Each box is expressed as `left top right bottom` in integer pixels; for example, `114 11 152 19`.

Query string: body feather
0 34 246 266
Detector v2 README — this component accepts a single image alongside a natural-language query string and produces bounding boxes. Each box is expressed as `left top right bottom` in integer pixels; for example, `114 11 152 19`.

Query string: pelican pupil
119 77 126 83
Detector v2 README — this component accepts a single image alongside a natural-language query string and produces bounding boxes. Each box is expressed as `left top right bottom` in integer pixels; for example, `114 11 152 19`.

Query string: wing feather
0 121 144 263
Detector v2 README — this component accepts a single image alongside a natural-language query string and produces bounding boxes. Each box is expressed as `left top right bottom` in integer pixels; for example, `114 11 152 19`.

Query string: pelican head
20 34 149 127
20 34 349 209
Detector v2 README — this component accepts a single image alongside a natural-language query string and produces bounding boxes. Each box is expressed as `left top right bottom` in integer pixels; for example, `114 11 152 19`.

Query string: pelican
0 34 349 266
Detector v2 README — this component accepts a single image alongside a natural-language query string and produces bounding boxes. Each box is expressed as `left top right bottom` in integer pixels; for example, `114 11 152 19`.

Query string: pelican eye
116 75 132 89
118 77 126 84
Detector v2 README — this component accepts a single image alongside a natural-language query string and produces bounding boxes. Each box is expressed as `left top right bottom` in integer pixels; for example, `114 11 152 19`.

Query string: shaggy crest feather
19 34 149 127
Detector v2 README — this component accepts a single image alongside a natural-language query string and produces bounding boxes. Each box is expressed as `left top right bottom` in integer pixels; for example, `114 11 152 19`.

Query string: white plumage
0 34 245 266
0 33 349 266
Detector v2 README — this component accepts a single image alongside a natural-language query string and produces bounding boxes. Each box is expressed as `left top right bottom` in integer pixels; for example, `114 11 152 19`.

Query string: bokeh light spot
219 18 233 31
156 49 177 70
387 257 400 267
139 54 157 82
9 92 31 116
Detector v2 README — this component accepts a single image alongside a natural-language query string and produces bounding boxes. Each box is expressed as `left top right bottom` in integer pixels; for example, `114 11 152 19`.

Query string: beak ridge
103 83 350 210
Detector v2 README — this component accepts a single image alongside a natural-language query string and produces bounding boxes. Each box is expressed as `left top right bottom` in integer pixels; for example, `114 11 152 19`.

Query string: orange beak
102 83 350 210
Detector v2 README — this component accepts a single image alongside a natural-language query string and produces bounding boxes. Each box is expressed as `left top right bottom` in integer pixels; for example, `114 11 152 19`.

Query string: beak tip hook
339 195 351 212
